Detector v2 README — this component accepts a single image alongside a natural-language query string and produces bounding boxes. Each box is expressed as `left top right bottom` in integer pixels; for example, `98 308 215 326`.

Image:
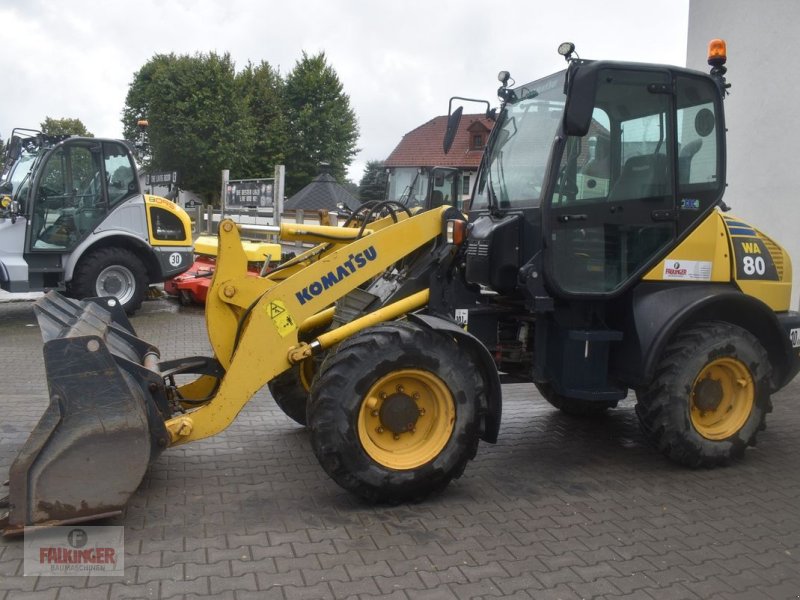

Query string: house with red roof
384 113 493 206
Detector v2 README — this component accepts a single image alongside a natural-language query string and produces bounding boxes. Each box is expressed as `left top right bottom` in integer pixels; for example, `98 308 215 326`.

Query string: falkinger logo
24 525 124 576
665 261 688 277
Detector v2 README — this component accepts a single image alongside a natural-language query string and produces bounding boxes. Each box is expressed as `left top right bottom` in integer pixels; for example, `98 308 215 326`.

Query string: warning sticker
662 259 712 281
267 300 296 337
790 328 800 349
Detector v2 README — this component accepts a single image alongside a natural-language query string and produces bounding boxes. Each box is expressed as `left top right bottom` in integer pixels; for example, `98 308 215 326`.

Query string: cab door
29 140 107 251
545 68 677 296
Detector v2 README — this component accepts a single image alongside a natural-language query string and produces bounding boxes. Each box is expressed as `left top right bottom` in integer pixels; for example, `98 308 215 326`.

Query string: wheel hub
103 276 123 295
692 377 723 412
690 357 755 441
379 393 419 435
357 370 455 470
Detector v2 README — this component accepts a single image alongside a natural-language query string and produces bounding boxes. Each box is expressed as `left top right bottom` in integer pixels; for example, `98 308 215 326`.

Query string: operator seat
678 139 703 184
608 153 668 201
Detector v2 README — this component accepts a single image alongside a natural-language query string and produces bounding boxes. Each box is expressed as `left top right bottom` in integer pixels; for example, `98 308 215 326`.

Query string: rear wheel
71 247 148 314
535 382 617 417
308 321 482 502
268 357 317 426
636 321 772 467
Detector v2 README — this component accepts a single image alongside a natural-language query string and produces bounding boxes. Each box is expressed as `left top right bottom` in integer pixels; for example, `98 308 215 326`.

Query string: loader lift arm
167 209 450 444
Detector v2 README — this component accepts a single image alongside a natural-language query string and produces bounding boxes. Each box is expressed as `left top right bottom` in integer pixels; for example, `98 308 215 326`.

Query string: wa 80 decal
295 247 378 305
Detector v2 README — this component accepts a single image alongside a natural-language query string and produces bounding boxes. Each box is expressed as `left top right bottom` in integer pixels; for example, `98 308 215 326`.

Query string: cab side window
104 143 138 206
675 75 723 234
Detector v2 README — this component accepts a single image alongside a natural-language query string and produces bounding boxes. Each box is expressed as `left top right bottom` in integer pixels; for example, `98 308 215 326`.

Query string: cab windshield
473 70 566 210
2 150 38 202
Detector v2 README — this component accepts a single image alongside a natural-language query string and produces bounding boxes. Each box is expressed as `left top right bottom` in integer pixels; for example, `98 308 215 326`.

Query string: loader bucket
0 292 173 536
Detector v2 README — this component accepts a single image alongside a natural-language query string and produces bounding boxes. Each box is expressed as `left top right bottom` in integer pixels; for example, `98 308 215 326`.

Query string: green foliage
40 117 93 137
358 160 389 202
122 50 359 203
238 61 288 179
283 52 359 195
122 52 252 203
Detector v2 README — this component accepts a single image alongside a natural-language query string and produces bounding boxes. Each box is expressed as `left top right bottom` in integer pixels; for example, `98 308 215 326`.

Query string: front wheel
70 247 148 314
308 321 482 502
636 321 772 467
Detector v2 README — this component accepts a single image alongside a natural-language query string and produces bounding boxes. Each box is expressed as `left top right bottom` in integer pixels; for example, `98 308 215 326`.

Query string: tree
40 117 93 137
237 61 288 179
283 52 359 195
122 52 254 203
358 160 389 202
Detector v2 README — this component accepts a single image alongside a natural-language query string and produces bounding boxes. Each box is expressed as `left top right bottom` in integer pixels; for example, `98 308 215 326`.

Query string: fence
185 205 342 255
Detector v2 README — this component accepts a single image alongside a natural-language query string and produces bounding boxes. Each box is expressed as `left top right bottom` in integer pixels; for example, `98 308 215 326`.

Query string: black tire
535 382 617 417
268 359 316 426
70 247 148 315
308 321 482 502
636 321 772 467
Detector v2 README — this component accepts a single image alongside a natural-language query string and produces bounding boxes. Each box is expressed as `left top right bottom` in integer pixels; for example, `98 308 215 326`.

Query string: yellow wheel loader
3 40 800 534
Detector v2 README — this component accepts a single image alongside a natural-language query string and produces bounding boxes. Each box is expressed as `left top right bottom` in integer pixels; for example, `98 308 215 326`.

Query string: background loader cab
388 166 463 211
0 130 193 313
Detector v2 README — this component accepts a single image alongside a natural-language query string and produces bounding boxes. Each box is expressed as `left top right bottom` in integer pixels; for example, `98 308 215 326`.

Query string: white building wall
688 0 800 309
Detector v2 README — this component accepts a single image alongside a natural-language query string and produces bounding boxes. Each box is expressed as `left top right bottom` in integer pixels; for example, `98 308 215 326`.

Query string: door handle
651 209 676 221
558 213 587 223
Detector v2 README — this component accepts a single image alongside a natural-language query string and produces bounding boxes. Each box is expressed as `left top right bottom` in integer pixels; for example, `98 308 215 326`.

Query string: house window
471 134 483 150
462 174 471 195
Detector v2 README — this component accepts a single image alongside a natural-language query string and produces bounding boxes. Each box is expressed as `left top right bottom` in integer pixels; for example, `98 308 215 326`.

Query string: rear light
446 219 468 245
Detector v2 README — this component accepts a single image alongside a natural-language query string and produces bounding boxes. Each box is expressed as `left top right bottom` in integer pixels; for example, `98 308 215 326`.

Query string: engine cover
465 214 521 294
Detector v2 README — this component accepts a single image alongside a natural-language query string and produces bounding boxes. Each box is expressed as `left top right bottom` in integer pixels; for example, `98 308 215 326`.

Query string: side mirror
444 97 492 154
7 137 22 162
443 106 463 155
563 63 598 137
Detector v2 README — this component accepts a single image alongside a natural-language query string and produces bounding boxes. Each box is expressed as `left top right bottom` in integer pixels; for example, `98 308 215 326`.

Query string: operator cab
462 44 726 300
29 137 139 251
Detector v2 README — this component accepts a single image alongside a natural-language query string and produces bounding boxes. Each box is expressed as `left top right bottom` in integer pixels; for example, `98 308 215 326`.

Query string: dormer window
467 120 490 152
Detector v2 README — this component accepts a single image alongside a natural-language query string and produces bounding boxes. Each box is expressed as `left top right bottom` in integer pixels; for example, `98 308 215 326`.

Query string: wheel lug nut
419 408 426 416
393 434 400 440
379 392 387 400
371 410 379 417
413 392 420 400
396 385 404 393
376 427 384 433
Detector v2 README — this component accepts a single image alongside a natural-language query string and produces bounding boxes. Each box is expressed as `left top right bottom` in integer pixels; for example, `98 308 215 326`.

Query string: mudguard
407 313 502 443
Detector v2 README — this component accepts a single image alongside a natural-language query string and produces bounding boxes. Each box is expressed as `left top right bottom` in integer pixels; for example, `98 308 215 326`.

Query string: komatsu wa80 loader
2 40 799 535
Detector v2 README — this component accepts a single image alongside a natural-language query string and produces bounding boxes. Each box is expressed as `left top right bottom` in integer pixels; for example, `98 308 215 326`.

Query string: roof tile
384 114 494 168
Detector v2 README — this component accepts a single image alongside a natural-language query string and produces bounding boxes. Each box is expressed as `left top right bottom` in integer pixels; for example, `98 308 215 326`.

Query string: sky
0 0 690 183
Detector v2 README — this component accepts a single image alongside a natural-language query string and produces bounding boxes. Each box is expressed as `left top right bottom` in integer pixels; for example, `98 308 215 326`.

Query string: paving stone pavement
0 297 799 600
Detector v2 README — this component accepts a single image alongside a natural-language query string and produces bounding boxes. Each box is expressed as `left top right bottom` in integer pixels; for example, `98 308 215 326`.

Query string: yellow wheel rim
690 357 754 440
357 369 456 470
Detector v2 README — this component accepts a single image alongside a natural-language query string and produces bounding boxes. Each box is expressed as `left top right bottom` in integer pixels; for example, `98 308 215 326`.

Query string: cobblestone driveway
0 298 798 599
